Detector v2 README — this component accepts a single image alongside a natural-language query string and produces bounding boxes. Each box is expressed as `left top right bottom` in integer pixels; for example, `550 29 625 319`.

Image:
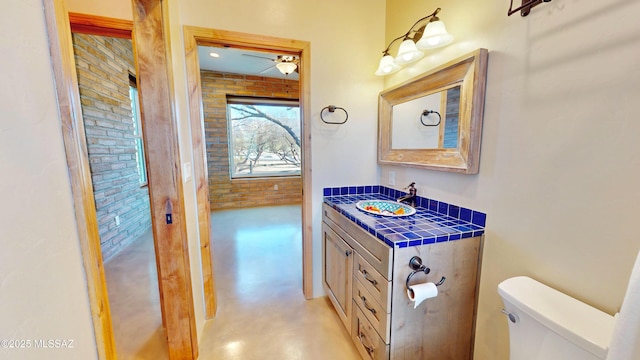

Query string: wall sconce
275 55 298 75
375 8 453 76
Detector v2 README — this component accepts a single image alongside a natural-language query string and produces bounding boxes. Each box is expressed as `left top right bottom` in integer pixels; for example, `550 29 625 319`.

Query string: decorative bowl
355 200 416 217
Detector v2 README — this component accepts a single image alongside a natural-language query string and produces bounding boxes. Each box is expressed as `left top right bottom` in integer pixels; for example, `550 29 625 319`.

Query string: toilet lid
498 276 615 358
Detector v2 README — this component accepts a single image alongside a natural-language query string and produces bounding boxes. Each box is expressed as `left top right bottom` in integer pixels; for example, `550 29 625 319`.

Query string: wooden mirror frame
378 48 488 174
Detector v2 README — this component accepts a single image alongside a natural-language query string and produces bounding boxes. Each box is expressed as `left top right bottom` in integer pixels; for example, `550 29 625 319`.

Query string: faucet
397 182 417 207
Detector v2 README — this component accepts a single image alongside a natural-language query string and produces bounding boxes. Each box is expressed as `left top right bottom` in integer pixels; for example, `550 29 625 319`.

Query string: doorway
70 28 167 358
200 46 304 322
45 1 200 357
182 27 313 317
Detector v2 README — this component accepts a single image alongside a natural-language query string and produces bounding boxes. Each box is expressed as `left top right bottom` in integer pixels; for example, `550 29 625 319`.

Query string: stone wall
72 33 152 261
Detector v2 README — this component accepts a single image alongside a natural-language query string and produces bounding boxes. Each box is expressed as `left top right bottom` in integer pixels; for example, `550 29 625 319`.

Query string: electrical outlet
389 171 396 186
274 184 279 190
115 215 120 227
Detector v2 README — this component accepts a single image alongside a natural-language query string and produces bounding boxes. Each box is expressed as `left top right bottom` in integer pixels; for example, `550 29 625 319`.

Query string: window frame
129 75 148 186
226 96 301 179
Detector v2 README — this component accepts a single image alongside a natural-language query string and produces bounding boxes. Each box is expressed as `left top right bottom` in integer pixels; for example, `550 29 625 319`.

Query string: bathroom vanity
322 186 485 360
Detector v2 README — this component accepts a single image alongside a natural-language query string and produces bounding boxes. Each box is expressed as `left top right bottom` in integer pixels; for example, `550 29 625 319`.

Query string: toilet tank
498 276 615 360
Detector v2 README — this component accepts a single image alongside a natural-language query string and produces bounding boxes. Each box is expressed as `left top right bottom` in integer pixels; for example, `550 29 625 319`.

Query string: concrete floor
105 205 360 359
104 227 168 360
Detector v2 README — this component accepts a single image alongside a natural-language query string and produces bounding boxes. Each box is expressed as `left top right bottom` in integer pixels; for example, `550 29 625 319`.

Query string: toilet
498 276 616 360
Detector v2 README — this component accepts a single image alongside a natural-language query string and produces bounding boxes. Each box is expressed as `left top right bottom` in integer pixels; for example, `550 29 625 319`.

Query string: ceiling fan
242 53 299 75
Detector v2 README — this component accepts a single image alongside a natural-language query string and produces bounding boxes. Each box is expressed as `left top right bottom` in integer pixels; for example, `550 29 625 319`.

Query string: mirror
378 49 488 174
391 85 461 150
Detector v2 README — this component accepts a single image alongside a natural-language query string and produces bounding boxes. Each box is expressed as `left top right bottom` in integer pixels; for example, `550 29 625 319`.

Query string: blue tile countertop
323 185 486 249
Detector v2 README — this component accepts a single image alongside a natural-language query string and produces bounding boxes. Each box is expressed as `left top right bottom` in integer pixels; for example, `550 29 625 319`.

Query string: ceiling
197 46 299 81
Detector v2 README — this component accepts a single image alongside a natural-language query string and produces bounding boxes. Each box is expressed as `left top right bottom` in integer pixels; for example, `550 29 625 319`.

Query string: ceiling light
375 8 453 76
276 62 297 75
209 52 220 58
275 55 298 75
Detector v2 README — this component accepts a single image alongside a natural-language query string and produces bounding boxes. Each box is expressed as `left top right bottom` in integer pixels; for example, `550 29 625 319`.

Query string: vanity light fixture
275 55 298 75
375 8 454 76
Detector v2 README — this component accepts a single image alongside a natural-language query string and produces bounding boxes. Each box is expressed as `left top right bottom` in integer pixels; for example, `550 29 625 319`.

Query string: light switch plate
389 171 396 186
183 162 192 183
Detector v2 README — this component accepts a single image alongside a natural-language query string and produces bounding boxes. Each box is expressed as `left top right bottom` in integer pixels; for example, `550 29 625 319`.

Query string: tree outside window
227 97 301 178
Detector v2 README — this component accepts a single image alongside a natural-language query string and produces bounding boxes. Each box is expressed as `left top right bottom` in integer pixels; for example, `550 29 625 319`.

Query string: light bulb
416 20 453 50
375 54 401 76
276 62 297 75
394 39 424 65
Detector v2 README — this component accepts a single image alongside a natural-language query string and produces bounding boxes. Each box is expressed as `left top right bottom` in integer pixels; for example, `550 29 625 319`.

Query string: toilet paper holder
405 256 446 291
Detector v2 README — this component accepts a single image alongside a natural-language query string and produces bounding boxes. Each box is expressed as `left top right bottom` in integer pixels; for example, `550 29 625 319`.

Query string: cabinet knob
345 249 352 256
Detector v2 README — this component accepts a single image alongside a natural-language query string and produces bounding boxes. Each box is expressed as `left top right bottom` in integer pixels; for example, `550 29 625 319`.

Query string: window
227 96 301 178
129 76 147 185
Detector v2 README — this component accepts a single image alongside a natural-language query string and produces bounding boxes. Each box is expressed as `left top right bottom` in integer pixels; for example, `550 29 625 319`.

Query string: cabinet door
323 222 353 331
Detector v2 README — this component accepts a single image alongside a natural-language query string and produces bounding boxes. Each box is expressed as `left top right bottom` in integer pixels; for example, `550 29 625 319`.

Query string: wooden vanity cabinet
322 203 483 360
322 221 353 330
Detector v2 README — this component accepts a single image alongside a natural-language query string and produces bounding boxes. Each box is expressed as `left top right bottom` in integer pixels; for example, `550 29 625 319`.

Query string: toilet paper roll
407 282 438 309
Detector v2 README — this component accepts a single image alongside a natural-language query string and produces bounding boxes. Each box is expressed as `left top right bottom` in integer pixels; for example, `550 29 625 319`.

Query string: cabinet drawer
352 303 390 360
353 277 391 343
354 253 391 311
323 204 392 279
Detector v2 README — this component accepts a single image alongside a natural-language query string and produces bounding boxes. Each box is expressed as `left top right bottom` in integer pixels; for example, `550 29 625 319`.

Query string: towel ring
321 105 348 124
420 109 441 127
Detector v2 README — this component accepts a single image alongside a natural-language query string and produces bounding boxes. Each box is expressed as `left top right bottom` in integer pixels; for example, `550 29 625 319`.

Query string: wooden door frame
131 0 198 358
183 26 313 304
43 1 119 358
44 0 198 358
69 12 132 38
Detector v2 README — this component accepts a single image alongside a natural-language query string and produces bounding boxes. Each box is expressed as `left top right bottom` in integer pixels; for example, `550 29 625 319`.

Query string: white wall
177 0 385 297
0 1 98 359
384 0 640 358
